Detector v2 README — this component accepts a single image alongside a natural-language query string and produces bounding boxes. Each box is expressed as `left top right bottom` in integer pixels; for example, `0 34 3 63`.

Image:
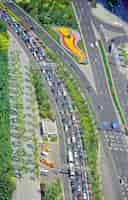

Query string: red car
77 192 83 200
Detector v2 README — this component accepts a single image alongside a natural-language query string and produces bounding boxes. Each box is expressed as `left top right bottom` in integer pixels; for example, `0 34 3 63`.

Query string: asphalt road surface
2 0 128 199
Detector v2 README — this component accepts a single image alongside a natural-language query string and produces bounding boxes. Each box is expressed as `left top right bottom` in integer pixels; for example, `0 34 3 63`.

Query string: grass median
98 40 127 133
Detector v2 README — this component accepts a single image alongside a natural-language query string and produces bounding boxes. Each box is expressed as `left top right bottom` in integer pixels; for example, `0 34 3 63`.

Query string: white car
95 41 98 47
83 191 88 200
90 43 94 48
74 151 78 158
64 123 68 132
48 80 52 87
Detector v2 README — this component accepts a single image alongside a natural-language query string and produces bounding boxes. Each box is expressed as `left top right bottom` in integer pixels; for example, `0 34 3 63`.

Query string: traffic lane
74 0 120 121
92 94 118 122
101 130 128 199
98 21 128 124
100 141 122 200
93 17 125 34
59 91 89 197
38 62 72 198
40 35 89 200
42 71 67 163
42 67 73 200
59 109 87 196
3 1 41 32
107 35 128 49
112 150 128 177
74 0 109 92
74 0 118 109
74 0 110 92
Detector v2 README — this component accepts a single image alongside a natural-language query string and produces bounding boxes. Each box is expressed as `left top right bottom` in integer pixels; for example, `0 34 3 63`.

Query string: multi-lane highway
1 0 128 199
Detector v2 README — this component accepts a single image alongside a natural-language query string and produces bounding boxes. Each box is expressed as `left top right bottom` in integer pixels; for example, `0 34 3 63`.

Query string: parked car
40 168 48 176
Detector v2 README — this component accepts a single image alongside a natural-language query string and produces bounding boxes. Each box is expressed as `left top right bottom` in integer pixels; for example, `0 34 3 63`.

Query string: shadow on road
97 0 128 23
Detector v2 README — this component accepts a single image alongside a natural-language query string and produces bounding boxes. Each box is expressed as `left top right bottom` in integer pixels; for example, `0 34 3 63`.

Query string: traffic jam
0 8 45 62
41 62 90 200
0 8 90 200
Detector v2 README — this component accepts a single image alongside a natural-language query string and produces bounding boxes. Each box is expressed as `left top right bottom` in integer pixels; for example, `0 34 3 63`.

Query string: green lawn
0 32 9 49
45 26 85 63
44 179 63 200
30 68 52 119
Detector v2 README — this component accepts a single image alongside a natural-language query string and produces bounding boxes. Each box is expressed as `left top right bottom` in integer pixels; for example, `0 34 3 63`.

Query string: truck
69 163 75 177
72 135 76 144
68 150 74 163
63 88 67 97
67 137 71 145
41 151 48 157
40 159 55 168
40 168 48 176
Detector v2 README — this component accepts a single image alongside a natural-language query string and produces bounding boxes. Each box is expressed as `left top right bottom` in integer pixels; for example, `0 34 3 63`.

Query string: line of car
0 8 45 62
41 65 90 200
0 8 90 200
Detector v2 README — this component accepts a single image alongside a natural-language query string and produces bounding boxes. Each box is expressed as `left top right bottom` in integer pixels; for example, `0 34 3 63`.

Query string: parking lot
39 142 61 183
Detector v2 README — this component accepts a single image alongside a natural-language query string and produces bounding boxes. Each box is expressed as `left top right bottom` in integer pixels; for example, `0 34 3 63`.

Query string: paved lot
8 31 41 200
12 175 40 200
40 142 61 182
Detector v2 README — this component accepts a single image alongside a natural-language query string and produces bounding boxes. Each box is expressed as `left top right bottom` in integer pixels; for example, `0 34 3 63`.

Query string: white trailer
68 150 74 163
69 163 75 177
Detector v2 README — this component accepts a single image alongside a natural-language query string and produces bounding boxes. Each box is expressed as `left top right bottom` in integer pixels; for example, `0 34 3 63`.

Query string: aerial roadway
2 0 128 199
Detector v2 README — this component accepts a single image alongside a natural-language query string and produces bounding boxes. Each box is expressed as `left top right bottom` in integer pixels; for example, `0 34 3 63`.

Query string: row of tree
30 68 52 119
13 0 78 29
43 179 63 200
0 21 15 200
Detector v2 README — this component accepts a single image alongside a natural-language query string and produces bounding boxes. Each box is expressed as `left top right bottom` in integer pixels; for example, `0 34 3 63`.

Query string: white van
40 168 48 176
